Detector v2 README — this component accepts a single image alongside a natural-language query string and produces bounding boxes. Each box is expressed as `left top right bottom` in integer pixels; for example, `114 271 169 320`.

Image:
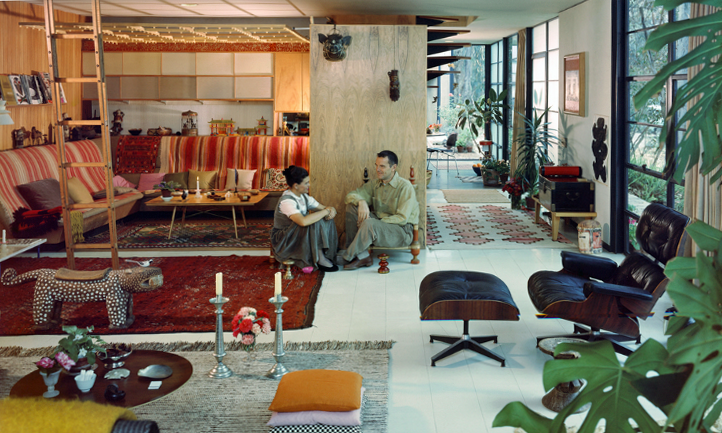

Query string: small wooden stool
538 337 591 413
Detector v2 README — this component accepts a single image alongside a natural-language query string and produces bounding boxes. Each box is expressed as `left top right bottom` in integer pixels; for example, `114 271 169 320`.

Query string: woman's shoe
318 263 339 272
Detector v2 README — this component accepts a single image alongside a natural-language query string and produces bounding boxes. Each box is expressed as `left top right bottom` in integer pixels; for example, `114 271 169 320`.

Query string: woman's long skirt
271 219 338 269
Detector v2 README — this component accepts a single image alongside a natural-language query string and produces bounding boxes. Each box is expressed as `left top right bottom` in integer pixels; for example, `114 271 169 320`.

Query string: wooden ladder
42 0 119 270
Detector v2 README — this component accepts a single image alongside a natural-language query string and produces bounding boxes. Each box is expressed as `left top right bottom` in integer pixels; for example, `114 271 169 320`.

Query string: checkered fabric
269 425 361 433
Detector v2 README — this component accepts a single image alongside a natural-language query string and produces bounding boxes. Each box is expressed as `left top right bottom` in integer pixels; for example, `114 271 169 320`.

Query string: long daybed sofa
0 135 310 244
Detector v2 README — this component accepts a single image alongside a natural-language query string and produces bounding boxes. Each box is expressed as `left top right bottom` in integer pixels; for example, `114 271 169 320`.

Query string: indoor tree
513 106 558 196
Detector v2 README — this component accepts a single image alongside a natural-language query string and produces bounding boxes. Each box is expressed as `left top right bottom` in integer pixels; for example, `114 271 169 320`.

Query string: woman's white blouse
279 190 321 217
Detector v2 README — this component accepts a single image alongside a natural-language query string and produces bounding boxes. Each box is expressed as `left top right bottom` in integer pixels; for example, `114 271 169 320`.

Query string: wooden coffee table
10 350 192 408
146 192 268 239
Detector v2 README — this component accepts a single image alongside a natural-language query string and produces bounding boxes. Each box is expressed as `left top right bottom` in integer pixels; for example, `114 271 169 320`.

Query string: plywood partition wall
310 24 427 246
0 2 84 151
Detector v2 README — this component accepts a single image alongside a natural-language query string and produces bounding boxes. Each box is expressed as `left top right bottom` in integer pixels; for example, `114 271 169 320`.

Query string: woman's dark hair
282 165 309 188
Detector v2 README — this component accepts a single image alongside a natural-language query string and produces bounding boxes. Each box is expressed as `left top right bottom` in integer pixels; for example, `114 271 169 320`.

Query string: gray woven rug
0 341 391 433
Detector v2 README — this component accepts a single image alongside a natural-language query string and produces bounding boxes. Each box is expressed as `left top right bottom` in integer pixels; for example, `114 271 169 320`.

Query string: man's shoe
343 255 373 270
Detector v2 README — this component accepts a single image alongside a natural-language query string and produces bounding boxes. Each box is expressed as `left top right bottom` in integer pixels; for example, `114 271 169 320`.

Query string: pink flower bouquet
231 307 271 351
35 352 76 374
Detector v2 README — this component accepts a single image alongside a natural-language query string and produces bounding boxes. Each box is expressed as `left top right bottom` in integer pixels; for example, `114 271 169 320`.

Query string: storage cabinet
538 176 595 212
274 52 310 113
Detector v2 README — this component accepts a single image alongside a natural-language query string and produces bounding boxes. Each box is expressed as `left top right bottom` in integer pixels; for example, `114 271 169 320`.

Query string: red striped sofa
149 135 310 211
0 140 143 244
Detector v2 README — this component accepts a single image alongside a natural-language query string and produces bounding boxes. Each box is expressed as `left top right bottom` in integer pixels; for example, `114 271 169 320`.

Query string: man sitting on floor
340 150 419 270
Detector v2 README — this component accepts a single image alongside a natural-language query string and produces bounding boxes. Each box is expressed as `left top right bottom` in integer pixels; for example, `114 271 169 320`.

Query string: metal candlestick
266 295 289 379
208 296 233 378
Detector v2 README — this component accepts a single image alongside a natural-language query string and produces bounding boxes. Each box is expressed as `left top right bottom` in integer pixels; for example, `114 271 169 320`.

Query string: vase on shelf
510 196 522 210
40 370 61 398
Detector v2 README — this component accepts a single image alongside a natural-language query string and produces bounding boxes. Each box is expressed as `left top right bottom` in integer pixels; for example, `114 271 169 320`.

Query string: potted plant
55 325 107 373
513 106 557 196
480 157 510 186
456 88 508 140
153 180 182 198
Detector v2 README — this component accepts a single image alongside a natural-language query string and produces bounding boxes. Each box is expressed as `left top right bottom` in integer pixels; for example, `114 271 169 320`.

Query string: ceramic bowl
74 374 96 393
128 129 142 136
161 196 172 202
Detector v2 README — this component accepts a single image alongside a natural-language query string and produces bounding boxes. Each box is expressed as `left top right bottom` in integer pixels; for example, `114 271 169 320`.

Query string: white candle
216 272 222 297
274 272 282 298
1 230 4 243
196 176 200 191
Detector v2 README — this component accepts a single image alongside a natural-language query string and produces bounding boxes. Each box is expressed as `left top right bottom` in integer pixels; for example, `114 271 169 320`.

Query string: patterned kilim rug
458 176 484 183
0 341 391 433
426 203 576 250
86 222 271 249
441 189 510 203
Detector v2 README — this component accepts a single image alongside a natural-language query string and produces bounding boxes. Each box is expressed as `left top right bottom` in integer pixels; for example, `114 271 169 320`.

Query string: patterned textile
266 168 288 190
115 136 162 174
158 135 309 190
0 140 105 215
269 426 361 433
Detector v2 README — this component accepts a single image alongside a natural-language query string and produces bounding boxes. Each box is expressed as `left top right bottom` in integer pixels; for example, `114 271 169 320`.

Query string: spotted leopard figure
1 266 163 330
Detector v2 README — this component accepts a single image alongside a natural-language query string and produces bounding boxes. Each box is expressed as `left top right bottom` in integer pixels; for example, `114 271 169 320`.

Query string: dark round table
10 350 193 408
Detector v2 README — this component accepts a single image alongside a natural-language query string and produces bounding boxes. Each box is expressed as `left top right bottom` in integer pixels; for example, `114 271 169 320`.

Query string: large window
489 41 505 160
531 18 559 163
505 34 518 160
624 0 688 250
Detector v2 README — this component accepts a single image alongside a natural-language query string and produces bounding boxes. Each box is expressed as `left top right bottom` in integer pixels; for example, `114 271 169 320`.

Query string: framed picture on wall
563 52 585 117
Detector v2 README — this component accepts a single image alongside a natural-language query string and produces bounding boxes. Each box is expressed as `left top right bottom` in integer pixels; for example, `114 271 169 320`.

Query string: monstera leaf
662 221 722 431
633 2 722 184
494 340 676 433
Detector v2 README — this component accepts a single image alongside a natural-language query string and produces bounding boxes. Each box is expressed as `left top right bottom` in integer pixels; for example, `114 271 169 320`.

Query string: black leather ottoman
419 271 520 367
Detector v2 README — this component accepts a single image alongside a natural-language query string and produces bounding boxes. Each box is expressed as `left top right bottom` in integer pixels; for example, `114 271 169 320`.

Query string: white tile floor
0 197 673 433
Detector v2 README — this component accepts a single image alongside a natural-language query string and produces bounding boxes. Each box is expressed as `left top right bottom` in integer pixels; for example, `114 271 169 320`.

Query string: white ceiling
19 0 585 44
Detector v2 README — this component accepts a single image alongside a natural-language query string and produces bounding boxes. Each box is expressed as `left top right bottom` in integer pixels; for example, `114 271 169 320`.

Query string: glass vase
243 348 257 365
510 195 522 210
40 370 61 398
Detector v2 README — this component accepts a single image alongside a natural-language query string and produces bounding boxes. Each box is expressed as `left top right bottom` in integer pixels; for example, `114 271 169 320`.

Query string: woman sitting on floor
271 166 339 272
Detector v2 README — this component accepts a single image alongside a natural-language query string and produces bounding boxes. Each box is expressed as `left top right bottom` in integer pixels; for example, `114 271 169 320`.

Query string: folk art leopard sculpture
1 266 163 330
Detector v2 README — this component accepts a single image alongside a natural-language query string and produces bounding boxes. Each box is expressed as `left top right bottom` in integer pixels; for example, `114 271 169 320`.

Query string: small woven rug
426 203 576 250
441 189 510 203
86 222 271 249
458 176 484 183
114 136 162 174
0 341 391 433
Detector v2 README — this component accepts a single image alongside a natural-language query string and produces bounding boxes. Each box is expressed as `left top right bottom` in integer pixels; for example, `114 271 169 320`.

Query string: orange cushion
268 370 363 413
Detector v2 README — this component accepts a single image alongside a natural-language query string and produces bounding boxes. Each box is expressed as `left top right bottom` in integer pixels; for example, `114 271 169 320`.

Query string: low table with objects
10 350 192 408
537 337 590 413
0 238 46 273
532 196 597 242
419 271 519 367
146 191 268 239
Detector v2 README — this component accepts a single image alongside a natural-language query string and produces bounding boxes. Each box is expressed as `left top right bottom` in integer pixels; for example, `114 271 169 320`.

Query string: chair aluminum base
429 320 505 367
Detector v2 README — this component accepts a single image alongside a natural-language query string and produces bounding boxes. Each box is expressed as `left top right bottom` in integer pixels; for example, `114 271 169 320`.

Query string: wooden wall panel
310 25 427 246
0 2 84 150
274 52 303 113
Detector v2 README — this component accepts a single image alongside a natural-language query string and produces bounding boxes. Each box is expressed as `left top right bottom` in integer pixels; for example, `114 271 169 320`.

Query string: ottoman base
430 320 504 367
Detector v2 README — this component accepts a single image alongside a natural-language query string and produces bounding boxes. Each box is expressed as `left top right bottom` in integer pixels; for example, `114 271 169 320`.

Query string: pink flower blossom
238 307 251 317
36 357 55 369
54 352 76 370
251 323 262 335
241 334 255 346
262 321 271 334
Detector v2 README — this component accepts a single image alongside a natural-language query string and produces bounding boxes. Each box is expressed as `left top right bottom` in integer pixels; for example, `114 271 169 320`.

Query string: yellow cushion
268 369 363 413
67 177 94 204
189 169 217 189
0 397 136 433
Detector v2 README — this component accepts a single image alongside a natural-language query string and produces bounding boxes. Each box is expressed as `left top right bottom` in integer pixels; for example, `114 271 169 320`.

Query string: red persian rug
114 136 162 174
0 255 323 336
